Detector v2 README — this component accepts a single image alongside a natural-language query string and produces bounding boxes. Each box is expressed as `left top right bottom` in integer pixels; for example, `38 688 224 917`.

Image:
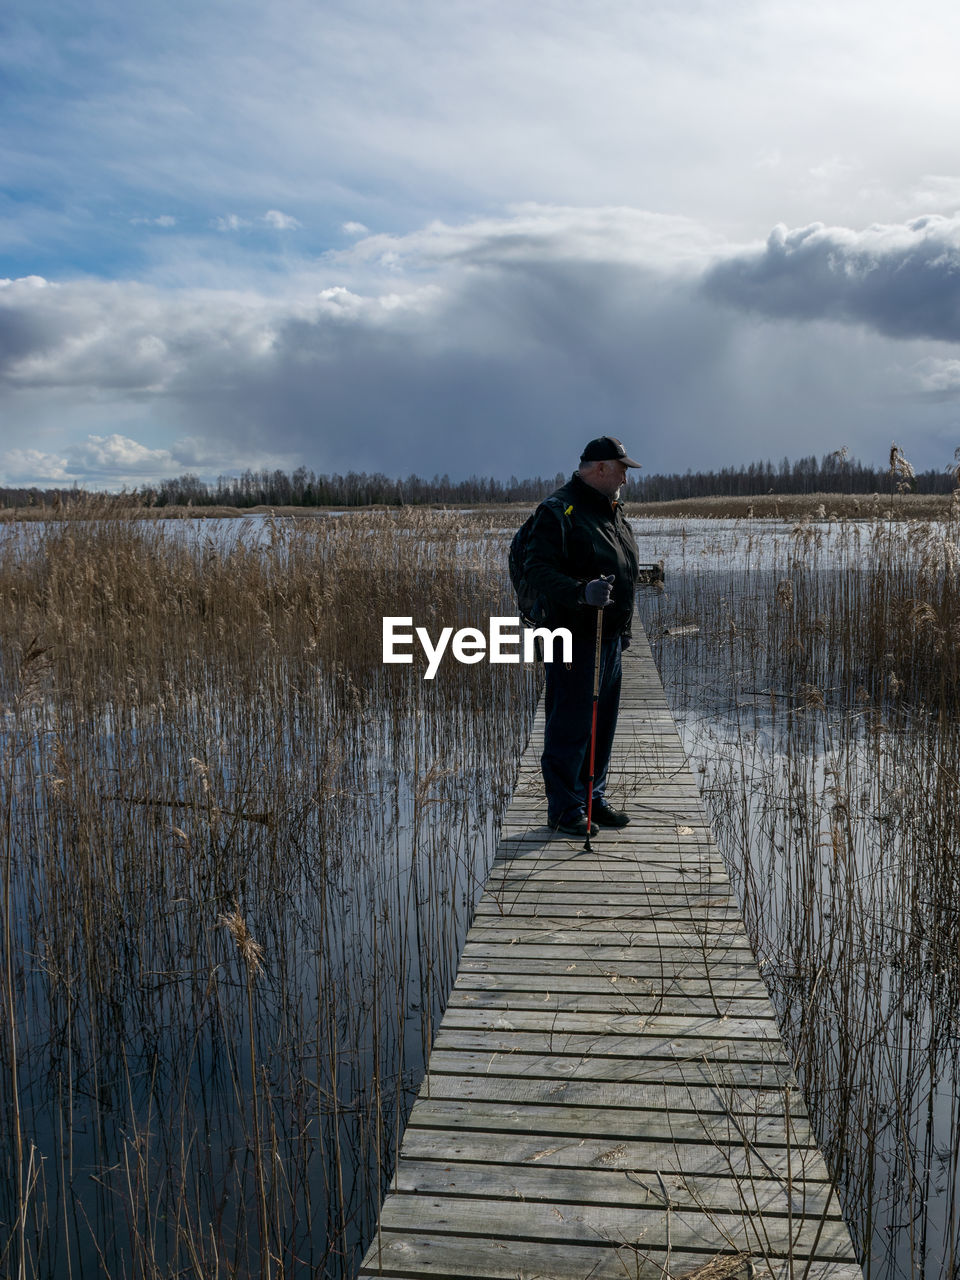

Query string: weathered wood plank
447 990 776 1017
358 1258 865 1280
474 888 740 903
484 876 732 892
432 1027 793 1063
439 1009 779 1038
465 922 751 942
421 1048 797 1089
464 925 750 946
396 1126 834 1181
375 1195 856 1258
450 976 771 999
472 902 742 922
416 1073 811 1119
405 1097 818 1148
390 1159 842 1217
456 956 767 978
478 883 734 900
460 942 759 962
359 1232 858 1280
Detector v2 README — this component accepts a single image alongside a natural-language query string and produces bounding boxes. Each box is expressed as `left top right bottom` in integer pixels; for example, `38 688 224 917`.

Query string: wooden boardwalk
359 628 864 1280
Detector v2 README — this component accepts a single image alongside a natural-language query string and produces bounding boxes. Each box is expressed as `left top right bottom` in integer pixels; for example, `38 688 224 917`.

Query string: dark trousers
541 631 623 826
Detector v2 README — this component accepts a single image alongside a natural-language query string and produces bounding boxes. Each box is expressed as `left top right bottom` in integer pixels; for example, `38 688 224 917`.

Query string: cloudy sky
3 0 960 488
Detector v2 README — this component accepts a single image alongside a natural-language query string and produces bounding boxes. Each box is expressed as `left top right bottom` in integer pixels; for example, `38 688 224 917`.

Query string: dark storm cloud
162 259 723 479
703 215 960 342
2 208 958 486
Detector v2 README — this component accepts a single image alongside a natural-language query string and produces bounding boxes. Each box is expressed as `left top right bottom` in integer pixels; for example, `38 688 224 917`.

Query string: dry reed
642 502 960 1279
0 509 537 1278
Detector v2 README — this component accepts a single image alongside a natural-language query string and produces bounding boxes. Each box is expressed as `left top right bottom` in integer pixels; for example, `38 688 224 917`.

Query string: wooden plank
417 1049 797 1089
479 879 734 896
416 1074 812 1119
450 977 771 998
359 1232 857 1279
452 973 770 996
484 873 732 889
405 1098 818 1148
465 920 750 940
473 900 741 919
390 1159 842 1217
396 1126 834 1181
447 991 776 1018
375 1196 857 1258
499 815 710 830
438 1010 779 1039
491 855 727 869
493 834 717 848
464 923 749 941
474 888 740 903
464 924 749 945
460 942 759 961
456 957 765 978
491 849 724 862
493 839 717 855
482 892 734 905
432 1027 793 1064
358 1260 866 1280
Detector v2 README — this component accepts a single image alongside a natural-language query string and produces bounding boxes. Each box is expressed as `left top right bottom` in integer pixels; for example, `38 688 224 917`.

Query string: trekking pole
584 602 604 853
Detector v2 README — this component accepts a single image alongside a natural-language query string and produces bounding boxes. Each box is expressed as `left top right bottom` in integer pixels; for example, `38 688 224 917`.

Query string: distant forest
2 451 957 509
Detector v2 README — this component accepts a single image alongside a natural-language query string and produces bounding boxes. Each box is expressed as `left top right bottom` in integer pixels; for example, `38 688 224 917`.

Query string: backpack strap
540 494 570 559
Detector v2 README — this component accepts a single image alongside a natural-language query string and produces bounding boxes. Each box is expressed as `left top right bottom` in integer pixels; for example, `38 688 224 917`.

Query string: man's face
594 459 629 498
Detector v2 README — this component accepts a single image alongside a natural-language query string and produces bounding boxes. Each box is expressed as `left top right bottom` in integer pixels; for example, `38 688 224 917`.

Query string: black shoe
592 802 630 828
550 816 599 838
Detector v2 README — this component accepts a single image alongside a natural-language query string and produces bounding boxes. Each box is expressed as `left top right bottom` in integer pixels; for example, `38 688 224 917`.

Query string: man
523 436 642 837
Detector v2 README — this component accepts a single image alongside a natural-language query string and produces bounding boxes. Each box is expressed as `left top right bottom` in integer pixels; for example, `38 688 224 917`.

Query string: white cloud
0 275 49 290
342 221 370 236
0 430 274 487
130 215 177 227
912 357 960 396
262 209 301 230
808 157 855 183
339 204 726 276
2 435 177 486
909 175 960 211
71 433 175 473
2 449 72 484
214 214 251 232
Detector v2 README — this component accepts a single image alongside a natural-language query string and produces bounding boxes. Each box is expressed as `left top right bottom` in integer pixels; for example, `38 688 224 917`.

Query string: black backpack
508 496 568 626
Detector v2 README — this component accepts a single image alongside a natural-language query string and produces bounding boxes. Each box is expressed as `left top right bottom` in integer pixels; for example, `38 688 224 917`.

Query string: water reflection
0 512 536 1279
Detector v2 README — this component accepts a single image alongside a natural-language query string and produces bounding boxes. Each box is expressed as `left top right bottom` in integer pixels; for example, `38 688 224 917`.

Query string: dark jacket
523 472 640 640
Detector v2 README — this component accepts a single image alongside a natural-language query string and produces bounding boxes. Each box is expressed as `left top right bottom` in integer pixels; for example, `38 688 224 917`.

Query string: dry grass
0 509 537 1278
643 503 960 1279
625 491 958 520
9 488 955 526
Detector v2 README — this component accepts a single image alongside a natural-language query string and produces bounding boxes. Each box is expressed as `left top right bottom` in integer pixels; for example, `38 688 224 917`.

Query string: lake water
3 509 957 1278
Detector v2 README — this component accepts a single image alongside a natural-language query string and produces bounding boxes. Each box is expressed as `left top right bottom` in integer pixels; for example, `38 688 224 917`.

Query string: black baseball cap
579 435 641 468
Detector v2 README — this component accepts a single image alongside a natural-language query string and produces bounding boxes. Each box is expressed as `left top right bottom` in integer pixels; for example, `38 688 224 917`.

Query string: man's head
578 436 641 500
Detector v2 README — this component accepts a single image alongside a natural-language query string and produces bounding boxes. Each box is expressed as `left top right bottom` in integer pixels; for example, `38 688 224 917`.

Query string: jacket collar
571 470 618 515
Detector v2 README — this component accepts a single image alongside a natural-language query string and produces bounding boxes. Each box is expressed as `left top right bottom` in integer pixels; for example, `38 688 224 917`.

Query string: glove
584 575 614 607
620 635 631 650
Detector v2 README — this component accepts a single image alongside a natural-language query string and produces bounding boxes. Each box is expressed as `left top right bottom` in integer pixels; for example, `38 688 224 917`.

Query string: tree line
2 451 957 510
